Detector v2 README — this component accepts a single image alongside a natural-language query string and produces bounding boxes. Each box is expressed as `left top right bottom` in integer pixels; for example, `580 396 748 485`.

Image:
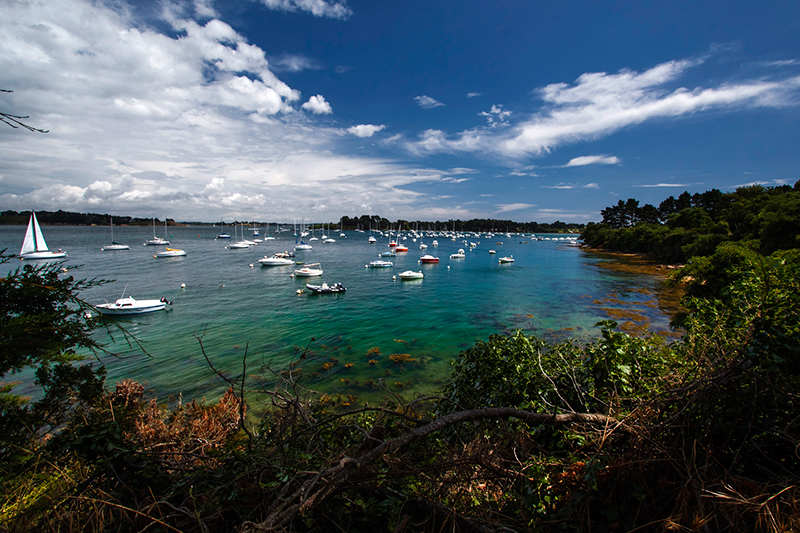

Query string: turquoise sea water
1 224 678 405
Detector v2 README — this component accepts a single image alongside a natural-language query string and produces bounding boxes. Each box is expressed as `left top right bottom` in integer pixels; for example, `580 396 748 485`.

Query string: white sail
21 213 49 254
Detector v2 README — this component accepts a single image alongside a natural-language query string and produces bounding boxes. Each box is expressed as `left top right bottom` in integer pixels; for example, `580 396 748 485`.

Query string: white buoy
392 275 396 280
249 263 254 268
447 265 450 269
181 283 186 289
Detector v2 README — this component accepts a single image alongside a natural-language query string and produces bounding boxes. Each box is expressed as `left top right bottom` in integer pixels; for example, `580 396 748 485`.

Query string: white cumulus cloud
302 94 333 114
347 124 386 137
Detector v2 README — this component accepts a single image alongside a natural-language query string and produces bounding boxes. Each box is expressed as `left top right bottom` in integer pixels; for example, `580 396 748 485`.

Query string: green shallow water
1 225 678 405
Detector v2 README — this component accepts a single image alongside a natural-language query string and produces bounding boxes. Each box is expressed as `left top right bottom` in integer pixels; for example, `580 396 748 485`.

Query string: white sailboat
102 217 129 251
228 222 252 249
20 212 67 260
144 217 169 246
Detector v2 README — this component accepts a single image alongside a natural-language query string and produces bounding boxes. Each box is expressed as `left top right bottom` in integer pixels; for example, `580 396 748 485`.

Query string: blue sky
1 0 799 223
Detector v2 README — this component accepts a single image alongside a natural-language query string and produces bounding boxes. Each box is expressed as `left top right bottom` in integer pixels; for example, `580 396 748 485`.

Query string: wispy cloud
564 155 620 167
443 177 472 184
447 167 479 175
467 92 482 98
268 54 323 72
407 56 800 158
479 104 512 128
256 0 352 20
636 183 692 187
415 95 445 109
542 183 579 189
347 124 386 137
496 203 535 213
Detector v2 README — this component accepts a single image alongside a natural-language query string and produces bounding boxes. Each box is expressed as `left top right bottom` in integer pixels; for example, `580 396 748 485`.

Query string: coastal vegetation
1 186 799 530
581 181 800 263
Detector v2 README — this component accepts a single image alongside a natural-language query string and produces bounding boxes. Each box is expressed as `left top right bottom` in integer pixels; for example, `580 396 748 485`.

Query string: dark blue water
1 224 677 404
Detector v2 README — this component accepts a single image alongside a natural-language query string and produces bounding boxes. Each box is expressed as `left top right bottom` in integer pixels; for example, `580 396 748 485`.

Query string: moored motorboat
258 253 295 266
20 212 67 260
94 296 171 315
305 282 346 293
420 254 439 263
294 263 323 277
367 260 393 268
398 270 424 280
498 255 515 263
154 248 186 258
450 249 465 259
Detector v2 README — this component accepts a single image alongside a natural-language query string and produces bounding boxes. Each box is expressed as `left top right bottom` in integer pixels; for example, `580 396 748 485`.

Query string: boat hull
259 257 294 266
305 283 346 293
94 298 168 315
21 251 67 260
294 269 323 277
154 249 186 257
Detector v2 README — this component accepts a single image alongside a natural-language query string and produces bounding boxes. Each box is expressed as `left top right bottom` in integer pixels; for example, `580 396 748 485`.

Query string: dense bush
582 182 800 263
2 241 800 531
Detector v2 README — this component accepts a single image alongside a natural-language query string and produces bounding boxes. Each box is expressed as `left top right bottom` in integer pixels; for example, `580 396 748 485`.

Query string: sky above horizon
1 0 799 223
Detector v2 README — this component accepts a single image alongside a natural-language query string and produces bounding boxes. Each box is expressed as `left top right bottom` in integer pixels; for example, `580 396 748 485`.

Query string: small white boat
154 248 186 258
488 249 497 254
368 235 377 244
294 263 323 277
229 222 253 248
381 251 396 257
102 217 129 251
94 296 171 315
398 270 424 280
432 240 438 247
258 253 295 266
20 212 67 260
305 282 346 294
420 255 439 264
450 249 465 259
144 217 169 246
499 256 515 263
419 243 428 249
367 260 393 268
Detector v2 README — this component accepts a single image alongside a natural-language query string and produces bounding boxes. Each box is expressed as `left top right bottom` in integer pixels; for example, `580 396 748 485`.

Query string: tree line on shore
0 209 584 234
1 184 799 530
581 181 800 263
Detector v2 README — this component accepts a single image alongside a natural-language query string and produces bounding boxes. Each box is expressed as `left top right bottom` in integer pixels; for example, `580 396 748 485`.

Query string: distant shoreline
0 210 586 233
